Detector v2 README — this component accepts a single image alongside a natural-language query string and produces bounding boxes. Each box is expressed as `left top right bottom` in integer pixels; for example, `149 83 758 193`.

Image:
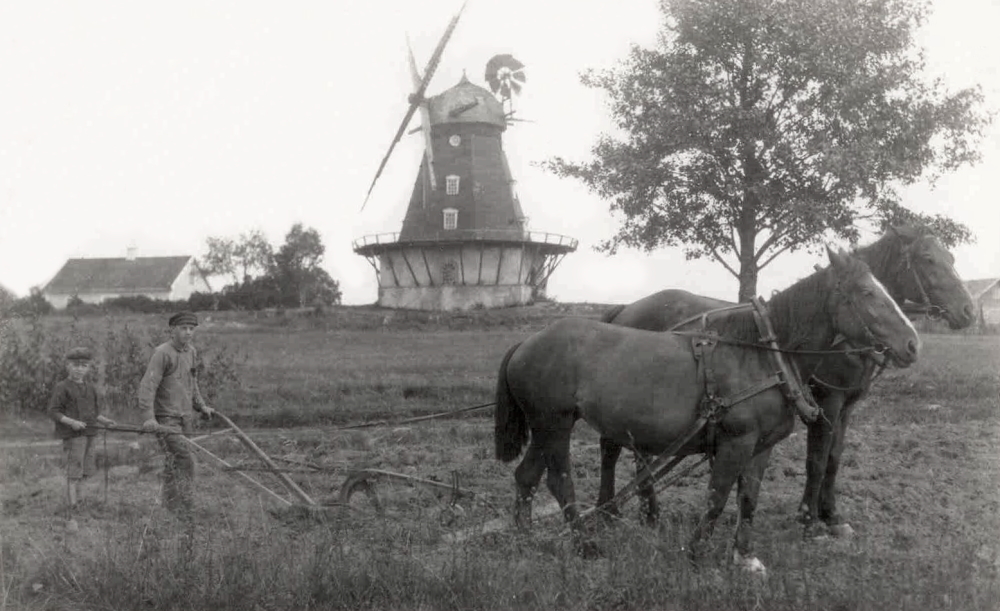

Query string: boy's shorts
63 436 97 481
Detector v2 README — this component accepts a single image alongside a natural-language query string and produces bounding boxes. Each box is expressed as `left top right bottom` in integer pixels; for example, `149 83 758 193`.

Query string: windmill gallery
352 6 577 311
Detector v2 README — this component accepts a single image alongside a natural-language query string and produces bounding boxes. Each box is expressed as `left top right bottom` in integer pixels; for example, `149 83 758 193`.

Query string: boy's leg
62 437 85 508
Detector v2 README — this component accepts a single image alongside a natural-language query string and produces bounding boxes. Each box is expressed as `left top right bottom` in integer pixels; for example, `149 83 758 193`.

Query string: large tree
545 0 990 301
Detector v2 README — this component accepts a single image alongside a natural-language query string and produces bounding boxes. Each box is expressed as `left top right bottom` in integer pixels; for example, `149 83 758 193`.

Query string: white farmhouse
42 249 211 309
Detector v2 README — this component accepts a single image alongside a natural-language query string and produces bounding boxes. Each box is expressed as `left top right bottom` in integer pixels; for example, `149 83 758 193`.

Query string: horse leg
543 426 580 526
513 441 547 531
799 393 845 539
635 451 659 527
596 437 623 520
819 402 855 537
687 438 751 568
733 448 770 574
545 425 604 557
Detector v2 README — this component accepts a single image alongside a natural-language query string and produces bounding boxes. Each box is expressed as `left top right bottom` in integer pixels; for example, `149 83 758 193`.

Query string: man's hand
199 405 215 419
64 417 86 431
97 415 116 427
141 418 160 433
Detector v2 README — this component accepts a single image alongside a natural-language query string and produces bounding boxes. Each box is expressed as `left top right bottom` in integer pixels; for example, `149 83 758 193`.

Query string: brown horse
597 226 975 538
494 247 920 572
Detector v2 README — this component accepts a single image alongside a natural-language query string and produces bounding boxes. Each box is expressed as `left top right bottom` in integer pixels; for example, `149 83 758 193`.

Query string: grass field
1 307 999 610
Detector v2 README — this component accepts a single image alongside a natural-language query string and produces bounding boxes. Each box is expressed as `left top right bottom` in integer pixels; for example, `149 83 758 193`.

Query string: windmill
352 4 577 311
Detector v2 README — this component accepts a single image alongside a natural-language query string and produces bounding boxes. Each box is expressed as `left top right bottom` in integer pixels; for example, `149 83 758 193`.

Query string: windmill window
443 208 458 230
446 175 460 195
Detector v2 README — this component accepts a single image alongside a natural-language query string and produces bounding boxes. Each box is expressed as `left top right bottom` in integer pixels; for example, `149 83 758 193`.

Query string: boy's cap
66 346 93 361
168 311 198 327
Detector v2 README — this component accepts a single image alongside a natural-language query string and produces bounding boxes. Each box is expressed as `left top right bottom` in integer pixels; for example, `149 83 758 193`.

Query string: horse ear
826 244 848 271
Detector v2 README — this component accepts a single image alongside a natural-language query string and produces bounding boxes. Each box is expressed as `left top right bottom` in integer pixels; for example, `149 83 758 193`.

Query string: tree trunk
737 227 758 303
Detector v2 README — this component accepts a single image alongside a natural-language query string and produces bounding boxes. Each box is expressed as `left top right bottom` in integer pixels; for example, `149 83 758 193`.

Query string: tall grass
10 511 998 611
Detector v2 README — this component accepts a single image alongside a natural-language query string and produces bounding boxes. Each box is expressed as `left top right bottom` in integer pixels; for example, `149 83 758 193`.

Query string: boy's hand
98 415 116 427
65 418 86 431
200 405 215 419
141 418 160 433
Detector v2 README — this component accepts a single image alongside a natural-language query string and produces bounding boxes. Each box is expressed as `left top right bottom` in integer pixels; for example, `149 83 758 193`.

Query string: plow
94 401 711 541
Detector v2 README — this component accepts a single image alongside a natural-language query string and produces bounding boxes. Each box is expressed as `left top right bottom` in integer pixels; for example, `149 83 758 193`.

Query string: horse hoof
733 550 767 577
803 522 830 541
829 523 855 538
574 538 604 560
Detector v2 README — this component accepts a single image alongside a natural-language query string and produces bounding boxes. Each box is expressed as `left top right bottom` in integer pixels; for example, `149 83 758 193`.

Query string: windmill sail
407 36 437 193
361 1 467 211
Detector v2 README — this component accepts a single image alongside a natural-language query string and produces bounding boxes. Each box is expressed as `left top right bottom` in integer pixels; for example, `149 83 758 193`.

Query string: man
139 311 215 518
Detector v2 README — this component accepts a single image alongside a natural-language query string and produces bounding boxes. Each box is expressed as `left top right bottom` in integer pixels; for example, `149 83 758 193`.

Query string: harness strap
750 297 821 423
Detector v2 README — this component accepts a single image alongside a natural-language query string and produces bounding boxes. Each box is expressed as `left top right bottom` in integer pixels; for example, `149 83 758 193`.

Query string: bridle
805 274 896 394
890 229 949 322
836 276 891 359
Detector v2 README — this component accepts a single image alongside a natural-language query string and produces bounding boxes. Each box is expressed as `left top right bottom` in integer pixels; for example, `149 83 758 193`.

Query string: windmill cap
428 77 506 128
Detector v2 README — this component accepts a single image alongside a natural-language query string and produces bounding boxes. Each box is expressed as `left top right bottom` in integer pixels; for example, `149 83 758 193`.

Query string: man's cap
66 346 93 362
168 311 199 327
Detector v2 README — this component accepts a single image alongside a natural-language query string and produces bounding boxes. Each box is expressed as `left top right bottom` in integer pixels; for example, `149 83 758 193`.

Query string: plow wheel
339 470 385 515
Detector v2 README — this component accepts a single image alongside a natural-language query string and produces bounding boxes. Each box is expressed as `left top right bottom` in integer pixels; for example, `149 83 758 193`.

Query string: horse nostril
964 304 975 320
907 339 919 357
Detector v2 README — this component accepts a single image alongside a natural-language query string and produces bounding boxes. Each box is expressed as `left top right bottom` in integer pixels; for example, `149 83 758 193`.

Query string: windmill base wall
377 285 534 311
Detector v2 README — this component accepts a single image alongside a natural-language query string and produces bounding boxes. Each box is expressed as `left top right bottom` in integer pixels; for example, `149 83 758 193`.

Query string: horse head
826 245 921 367
892 226 976 330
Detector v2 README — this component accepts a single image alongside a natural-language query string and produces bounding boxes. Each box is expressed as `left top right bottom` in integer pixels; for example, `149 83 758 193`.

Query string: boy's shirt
47 379 102 439
138 341 207 421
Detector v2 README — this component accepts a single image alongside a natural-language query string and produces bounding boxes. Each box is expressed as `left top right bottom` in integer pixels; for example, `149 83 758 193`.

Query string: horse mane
709 255 869 351
851 225 928 299
600 304 626 323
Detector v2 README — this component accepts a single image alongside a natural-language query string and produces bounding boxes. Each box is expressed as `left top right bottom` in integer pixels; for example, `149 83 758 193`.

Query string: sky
1 0 998 305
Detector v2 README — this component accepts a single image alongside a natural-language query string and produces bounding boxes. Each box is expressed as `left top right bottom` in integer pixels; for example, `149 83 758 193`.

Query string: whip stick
103 429 109 505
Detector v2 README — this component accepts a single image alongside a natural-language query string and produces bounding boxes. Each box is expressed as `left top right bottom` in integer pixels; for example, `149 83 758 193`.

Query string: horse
596 226 976 538
494 246 920 572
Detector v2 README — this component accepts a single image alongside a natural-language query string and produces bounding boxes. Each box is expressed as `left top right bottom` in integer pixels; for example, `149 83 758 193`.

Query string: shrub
0 317 243 418
0 319 77 415
3 288 54 318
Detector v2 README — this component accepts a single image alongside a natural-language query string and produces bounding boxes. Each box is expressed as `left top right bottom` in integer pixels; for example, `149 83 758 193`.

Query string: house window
446 175 460 195
443 208 458 230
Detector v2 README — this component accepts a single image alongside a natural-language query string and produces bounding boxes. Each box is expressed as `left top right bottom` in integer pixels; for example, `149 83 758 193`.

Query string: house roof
965 278 1000 300
44 256 195 295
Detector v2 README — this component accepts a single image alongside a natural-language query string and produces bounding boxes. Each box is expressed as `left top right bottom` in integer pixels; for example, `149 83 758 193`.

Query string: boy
47 346 115 508
138 311 214 519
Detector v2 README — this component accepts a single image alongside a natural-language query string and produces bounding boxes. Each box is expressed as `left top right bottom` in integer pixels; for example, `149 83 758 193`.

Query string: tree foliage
272 223 341 308
199 230 274 285
544 0 990 300
200 224 341 310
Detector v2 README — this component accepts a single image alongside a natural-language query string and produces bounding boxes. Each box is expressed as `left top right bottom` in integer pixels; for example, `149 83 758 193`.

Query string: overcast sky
2 0 998 304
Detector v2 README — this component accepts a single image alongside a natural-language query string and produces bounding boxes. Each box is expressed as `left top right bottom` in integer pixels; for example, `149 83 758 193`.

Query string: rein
670 330 878 357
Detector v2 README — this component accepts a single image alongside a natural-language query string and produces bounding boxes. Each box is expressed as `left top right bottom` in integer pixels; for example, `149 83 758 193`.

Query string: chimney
126 245 137 261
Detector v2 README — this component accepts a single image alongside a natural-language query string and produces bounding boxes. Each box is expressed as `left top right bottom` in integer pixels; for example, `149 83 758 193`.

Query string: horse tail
494 342 529 462
600 304 626 324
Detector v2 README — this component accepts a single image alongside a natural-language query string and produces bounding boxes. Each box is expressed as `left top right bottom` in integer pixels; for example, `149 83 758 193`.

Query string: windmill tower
353 4 577 311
